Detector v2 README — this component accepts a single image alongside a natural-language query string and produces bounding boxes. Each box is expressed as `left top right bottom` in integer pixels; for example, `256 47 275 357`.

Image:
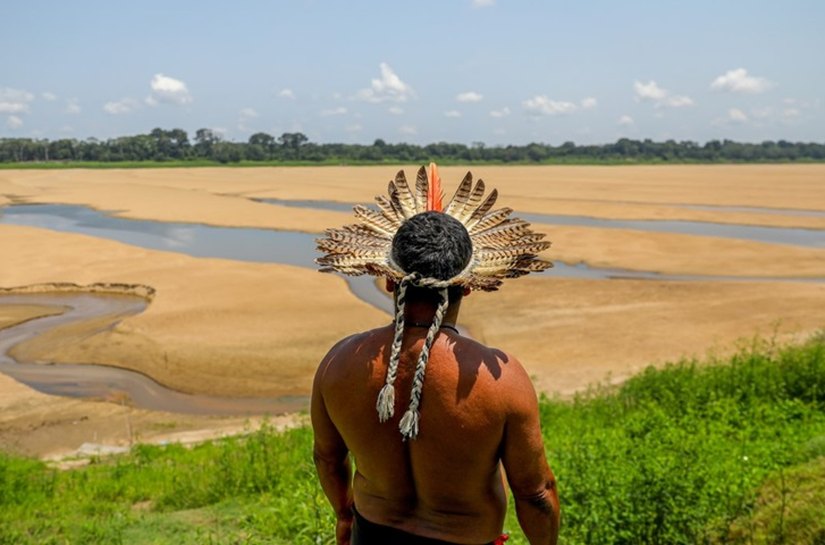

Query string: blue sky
2 0 823 145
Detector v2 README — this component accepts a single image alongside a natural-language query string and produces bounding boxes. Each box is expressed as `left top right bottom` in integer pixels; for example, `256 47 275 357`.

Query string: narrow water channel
0 202 822 415
2 204 821 282
0 293 308 415
258 198 825 248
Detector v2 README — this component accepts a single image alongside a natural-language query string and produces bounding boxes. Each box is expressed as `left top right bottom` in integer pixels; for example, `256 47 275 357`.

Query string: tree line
1 128 824 164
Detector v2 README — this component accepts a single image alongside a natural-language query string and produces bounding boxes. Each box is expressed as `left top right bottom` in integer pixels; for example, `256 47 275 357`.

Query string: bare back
312 324 548 544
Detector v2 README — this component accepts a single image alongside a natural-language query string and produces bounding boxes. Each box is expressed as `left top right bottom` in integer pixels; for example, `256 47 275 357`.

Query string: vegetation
1 128 824 165
1 336 824 544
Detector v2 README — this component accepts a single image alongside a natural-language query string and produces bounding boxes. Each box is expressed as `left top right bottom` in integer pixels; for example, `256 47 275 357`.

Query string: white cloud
0 102 28 114
710 68 772 94
399 125 417 135
42 92 57 101
728 108 748 123
634 80 694 108
356 63 414 103
664 95 694 107
634 80 668 101
472 0 495 7
0 87 34 114
444 110 462 118
580 97 598 110
783 108 800 119
279 88 295 99
489 107 511 118
523 95 578 115
618 115 634 126
6 115 23 129
239 107 259 118
146 73 192 106
103 98 139 115
65 98 81 114
320 106 348 116
456 91 483 103
345 124 362 133
388 106 404 115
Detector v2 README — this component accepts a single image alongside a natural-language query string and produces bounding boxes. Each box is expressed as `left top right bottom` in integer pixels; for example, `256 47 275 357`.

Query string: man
313 165 559 544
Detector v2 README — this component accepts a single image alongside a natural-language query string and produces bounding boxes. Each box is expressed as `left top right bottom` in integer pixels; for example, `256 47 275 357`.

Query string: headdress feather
315 165 553 439
427 162 444 212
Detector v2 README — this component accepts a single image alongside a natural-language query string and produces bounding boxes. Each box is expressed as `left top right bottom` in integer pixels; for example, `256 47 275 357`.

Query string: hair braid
376 273 413 422
399 286 449 440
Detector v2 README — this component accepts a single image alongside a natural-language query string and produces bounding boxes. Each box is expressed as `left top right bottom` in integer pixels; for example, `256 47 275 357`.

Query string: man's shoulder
319 326 391 368
451 336 533 389
454 335 520 366
315 326 390 390
327 325 390 352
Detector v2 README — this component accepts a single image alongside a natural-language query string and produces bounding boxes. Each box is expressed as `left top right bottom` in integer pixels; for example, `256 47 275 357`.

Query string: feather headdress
316 164 552 439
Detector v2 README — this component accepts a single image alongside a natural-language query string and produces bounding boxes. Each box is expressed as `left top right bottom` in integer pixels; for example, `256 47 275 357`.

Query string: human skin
312 286 560 545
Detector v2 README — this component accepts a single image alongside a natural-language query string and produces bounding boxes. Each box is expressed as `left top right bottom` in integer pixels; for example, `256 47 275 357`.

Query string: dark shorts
351 507 497 545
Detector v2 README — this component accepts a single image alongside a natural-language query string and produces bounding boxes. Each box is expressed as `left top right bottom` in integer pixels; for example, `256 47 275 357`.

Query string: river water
258 198 825 248
0 201 822 414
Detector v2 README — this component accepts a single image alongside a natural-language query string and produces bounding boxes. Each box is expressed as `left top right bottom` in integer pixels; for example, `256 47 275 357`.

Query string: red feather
428 162 444 212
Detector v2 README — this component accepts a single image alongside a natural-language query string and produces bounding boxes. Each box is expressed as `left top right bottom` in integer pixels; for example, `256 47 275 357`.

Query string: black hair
391 211 472 305
391 211 472 280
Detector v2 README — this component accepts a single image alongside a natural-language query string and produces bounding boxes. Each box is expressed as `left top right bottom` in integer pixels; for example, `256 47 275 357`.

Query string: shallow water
0 204 820 285
517 212 824 248
0 293 308 415
0 203 821 414
679 204 825 218
0 204 320 268
256 197 358 213
257 198 825 248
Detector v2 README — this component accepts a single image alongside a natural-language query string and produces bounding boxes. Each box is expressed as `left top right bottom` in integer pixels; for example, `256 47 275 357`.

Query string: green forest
2 128 824 165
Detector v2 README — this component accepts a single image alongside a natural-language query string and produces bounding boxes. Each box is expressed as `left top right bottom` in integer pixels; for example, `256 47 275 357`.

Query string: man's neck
402 299 462 327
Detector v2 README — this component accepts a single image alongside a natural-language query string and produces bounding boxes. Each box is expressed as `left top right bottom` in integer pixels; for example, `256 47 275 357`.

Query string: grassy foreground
1 337 824 544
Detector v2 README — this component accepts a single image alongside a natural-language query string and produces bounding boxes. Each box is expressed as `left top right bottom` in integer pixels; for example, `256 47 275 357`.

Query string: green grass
719 455 825 545
1 336 824 544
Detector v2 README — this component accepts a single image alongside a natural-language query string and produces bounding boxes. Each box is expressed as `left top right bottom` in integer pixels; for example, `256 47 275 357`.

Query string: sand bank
2 165 825 230
0 304 65 330
0 224 387 398
461 276 825 396
1 165 823 458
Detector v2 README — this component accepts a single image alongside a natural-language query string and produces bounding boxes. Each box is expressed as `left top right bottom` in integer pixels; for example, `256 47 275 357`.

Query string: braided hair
377 212 472 440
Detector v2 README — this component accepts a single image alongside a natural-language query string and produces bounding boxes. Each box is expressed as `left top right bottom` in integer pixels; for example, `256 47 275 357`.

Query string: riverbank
2 338 823 544
3 165 825 230
0 304 65 330
1 165 823 457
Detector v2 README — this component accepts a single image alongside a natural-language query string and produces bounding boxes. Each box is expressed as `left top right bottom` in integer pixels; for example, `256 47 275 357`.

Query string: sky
2 0 824 145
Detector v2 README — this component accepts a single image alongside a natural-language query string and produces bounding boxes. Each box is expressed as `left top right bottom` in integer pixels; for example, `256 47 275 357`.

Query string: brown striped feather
353 205 397 236
390 170 418 218
414 165 428 213
339 223 387 236
444 171 473 216
474 242 552 257
324 229 390 247
464 189 499 231
468 207 513 235
471 218 531 239
452 179 487 223
374 196 405 226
